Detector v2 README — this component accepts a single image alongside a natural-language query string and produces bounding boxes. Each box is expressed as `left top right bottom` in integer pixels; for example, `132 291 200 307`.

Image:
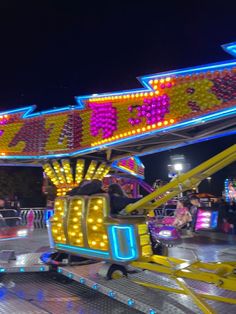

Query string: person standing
189 195 202 232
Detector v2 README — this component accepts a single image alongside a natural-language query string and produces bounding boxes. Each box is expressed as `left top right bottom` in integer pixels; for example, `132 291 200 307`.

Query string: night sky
1 1 236 195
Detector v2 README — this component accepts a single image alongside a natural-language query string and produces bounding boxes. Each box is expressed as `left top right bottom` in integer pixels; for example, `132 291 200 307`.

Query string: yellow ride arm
125 144 236 214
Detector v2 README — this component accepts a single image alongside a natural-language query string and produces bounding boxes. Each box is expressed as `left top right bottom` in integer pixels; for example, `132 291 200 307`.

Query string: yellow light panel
85 160 97 180
43 163 60 186
87 197 108 251
61 159 73 184
75 159 85 184
50 198 67 243
52 160 66 184
67 198 84 246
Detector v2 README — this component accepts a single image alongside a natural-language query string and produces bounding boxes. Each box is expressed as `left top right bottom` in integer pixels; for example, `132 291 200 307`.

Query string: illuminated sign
112 156 144 179
195 209 218 231
1 47 236 159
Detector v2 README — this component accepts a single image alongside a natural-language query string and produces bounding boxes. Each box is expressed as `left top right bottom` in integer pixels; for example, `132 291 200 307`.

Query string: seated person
173 199 192 229
108 183 142 215
189 195 202 231
67 179 105 196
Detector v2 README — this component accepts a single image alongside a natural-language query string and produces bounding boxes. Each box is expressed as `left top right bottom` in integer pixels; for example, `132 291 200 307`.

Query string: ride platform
0 252 49 273
1 251 236 313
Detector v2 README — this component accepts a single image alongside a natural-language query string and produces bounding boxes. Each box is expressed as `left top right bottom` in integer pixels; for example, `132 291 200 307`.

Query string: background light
174 163 183 171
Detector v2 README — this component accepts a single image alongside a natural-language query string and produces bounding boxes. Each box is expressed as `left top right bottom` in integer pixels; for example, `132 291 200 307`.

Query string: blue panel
44 209 54 222
210 211 219 229
108 225 138 261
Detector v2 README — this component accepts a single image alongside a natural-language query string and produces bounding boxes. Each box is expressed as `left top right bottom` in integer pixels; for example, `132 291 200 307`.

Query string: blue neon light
75 59 236 104
19 267 25 272
136 129 236 157
108 225 138 261
127 299 135 306
92 284 99 290
222 42 236 58
108 291 116 298
79 278 85 284
44 209 54 222
0 268 5 272
225 178 230 202
56 243 110 258
210 211 219 229
112 164 142 178
111 156 144 179
0 103 85 120
141 60 236 83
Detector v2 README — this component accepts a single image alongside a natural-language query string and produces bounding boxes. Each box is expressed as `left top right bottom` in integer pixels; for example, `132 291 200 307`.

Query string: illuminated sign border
0 54 236 160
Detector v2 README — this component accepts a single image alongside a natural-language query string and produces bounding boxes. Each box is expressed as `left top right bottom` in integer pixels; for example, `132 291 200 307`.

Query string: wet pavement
1 228 236 314
169 231 236 262
1 227 235 262
0 228 50 255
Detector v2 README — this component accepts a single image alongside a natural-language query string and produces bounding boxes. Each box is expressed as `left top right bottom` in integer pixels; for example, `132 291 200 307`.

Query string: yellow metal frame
125 144 236 214
131 255 236 291
51 144 236 313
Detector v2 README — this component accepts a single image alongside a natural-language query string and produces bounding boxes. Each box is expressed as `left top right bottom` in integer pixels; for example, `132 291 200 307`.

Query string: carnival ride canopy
0 43 236 163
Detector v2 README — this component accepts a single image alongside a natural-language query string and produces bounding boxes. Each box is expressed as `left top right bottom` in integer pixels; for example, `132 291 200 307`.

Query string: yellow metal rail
125 144 236 213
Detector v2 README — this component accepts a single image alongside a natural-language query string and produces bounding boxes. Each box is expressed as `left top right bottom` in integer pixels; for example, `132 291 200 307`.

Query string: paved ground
0 228 50 255
1 227 236 313
169 231 236 262
2 227 236 262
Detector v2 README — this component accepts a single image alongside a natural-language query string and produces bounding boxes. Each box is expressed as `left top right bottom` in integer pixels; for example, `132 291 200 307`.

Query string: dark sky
0 1 236 194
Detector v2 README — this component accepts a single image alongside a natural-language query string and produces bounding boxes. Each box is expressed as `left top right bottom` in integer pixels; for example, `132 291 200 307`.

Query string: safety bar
125 144 236 213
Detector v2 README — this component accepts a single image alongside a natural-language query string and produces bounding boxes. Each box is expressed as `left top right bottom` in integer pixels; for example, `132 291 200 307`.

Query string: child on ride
173 198 192 229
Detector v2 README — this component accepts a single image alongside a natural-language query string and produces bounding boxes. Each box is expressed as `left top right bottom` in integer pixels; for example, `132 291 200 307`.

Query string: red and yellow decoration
0 61 236 158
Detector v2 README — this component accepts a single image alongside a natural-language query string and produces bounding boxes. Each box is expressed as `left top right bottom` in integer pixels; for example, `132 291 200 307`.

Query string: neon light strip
0 104 84 118
112 164 144 179
108 225 137 261
141 59 236 81
75 60 236 104
135 129 236 157
222 42 236 58
1 59 235 115
56 243 110 258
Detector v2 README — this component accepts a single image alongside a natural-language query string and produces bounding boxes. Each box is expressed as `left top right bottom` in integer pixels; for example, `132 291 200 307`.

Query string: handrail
0 209 18 213
20 207 46 210
125 144 236 213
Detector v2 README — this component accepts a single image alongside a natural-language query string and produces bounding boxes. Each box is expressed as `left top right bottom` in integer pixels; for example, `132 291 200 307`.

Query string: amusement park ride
1 42 236 313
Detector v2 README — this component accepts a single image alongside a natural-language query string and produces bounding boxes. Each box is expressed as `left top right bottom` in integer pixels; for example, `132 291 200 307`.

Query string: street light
206 176 212 182
174 163 183 172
